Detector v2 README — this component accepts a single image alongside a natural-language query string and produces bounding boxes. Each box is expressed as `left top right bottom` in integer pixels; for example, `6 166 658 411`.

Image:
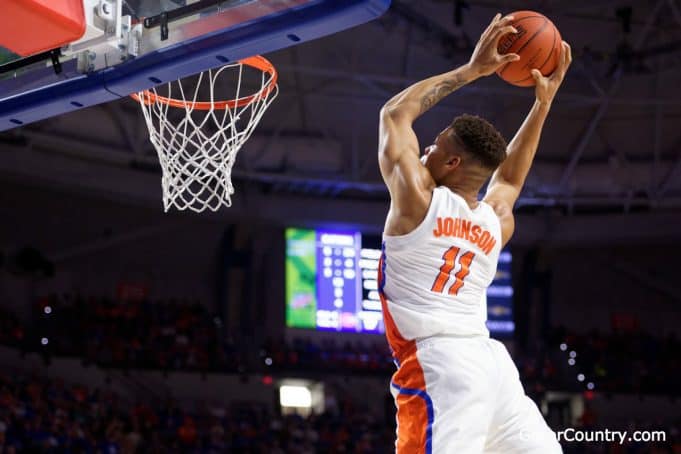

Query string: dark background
1 0 680 452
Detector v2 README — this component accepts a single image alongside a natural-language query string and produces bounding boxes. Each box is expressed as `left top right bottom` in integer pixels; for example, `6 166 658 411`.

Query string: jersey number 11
431 246 476 295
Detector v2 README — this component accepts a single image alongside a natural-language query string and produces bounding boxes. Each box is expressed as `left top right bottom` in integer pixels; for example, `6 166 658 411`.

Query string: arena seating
34 294 244 373
0 371 393 453
0 370 678 453
1 296 679 397
1 296 680 452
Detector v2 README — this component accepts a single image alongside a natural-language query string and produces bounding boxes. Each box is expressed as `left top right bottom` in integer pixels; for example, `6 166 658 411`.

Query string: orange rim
130 55 277 110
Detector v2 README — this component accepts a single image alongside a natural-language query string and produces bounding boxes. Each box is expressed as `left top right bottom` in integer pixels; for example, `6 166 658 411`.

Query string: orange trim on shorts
391 348 433 454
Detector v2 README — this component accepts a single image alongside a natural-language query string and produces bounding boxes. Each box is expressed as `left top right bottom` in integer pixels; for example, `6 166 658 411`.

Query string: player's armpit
483 184 517 247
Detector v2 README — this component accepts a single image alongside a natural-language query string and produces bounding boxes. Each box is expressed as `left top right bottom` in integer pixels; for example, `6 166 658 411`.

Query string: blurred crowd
259 337 393 375
519 327 680 397
0 308 24 349
0 372 392 453
33 294 243 373
0 296 679 398
0 370 678 454
557 328 679 395
0 295 680 452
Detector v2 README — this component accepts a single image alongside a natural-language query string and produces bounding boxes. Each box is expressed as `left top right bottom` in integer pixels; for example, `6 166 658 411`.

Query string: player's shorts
389 335 562 454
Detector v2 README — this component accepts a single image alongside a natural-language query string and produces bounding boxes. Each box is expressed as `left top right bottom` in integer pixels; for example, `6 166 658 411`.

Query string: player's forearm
494 100 551 189
381 64 479 122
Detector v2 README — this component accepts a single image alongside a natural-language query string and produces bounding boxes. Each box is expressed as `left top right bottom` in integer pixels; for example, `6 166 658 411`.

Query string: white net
135 57 278 213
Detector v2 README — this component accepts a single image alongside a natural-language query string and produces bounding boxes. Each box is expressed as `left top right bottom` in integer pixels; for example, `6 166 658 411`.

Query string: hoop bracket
160 12 169 41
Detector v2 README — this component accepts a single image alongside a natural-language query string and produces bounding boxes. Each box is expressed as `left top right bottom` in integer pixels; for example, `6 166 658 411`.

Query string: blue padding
0 0 390 131
0 72 120 129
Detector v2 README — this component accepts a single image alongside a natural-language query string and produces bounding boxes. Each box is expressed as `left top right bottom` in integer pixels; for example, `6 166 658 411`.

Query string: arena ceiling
2 0 681 221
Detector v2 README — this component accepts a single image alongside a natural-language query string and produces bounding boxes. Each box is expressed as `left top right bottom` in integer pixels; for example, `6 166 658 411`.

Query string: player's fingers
555 42 572 78
531 69 543 82
559 42 570 66
482 13 502 37
492 25 519 44
563 41 573 66
488 15 515 36
501 53 521 64
497 15 515 27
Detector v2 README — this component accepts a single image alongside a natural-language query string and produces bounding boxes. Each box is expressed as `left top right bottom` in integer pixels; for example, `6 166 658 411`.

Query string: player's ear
445 155 462 169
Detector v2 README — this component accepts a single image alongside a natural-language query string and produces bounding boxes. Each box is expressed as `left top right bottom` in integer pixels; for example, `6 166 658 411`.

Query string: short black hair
450 114 507 170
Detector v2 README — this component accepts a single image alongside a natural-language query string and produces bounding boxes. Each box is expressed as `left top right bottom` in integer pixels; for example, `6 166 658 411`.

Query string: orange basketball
496 11 562 87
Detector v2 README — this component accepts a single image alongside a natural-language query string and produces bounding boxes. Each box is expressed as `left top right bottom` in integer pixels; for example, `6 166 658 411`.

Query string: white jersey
379 190 559 454
379 186 502 352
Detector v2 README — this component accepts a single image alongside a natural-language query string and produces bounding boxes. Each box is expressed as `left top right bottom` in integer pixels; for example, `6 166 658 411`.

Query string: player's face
422 128 459 183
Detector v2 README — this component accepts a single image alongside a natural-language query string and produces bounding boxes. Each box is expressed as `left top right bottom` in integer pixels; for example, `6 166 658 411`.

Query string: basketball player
377 13 571 454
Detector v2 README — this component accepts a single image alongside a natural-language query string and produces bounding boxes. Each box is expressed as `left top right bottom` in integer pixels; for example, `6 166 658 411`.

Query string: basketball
496 11 562 87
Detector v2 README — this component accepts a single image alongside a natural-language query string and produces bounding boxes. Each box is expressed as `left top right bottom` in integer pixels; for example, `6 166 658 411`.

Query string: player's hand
468 13 520 77
532 41 572 105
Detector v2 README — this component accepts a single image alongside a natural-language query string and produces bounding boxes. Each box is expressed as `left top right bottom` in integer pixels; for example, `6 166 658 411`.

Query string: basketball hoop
132 56 278 213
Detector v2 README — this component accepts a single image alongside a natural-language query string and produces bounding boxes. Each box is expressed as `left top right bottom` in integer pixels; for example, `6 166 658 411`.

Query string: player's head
422 114 507 188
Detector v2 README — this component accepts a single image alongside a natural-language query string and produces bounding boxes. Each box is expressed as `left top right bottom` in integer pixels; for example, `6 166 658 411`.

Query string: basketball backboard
0 0 391 131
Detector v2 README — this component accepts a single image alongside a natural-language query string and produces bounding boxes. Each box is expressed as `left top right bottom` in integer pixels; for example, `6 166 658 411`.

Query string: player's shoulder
481 195 513 219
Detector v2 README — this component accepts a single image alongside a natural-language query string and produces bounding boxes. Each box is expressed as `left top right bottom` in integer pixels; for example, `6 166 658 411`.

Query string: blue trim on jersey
380 242 401 368
378 241 400 369
391 382 434 454
379 241 387 294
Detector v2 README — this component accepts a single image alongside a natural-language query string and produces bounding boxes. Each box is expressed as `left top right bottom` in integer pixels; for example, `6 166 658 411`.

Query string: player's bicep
378 109 418 171
378 109 431 195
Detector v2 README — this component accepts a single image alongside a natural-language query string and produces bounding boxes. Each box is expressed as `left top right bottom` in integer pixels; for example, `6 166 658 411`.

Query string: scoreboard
285 228 383 333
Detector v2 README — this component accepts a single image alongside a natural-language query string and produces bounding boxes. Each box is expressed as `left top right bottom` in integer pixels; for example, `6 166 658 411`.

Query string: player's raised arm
378 14 520 201
484 41 572 246
377 68 473 212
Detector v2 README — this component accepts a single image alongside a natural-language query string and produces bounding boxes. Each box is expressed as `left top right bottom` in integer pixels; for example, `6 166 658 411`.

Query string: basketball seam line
511 23 558 84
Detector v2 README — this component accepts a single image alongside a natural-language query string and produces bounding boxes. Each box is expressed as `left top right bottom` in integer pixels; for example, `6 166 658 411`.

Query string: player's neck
443 175 486 210
449 187 481 209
